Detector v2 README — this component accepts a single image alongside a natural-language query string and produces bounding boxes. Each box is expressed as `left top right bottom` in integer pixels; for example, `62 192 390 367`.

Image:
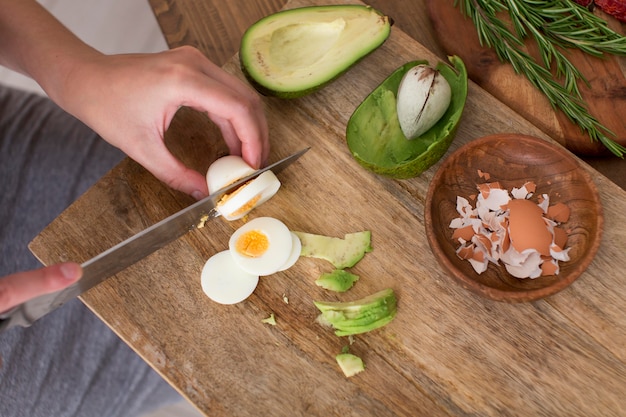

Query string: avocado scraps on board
336 351 365 378
347 56 468 179
239 5 391 98
315 269 360 293
314 288 398 337
293 230 372 269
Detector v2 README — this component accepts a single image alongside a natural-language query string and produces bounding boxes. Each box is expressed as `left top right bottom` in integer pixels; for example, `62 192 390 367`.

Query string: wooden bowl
424 134 603 302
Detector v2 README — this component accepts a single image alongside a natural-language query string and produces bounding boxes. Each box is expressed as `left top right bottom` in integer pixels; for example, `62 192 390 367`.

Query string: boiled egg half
206 155 281 221
200 217 301 304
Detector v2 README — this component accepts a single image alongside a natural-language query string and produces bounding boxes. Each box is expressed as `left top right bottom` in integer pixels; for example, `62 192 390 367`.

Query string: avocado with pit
293 230 372 269
239 5 391 98
346 56 468 179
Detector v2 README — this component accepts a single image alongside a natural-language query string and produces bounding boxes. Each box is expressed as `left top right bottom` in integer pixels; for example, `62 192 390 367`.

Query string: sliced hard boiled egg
201 250 259 305
217 171 281 221
278 232 302 271
206 155 255 193
229 217 296 276
206 155 281 221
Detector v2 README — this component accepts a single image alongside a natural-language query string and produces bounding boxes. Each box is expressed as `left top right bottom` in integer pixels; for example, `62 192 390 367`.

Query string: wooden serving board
426 0 626 157
30 0 626 416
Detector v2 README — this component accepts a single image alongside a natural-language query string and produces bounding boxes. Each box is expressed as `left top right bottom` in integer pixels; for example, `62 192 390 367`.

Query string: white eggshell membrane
206 155 255 193
201 250 259 305
217 171 281 221
229 217 294 276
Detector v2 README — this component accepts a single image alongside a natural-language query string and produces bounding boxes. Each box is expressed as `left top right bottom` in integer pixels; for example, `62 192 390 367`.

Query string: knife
0 147 309 332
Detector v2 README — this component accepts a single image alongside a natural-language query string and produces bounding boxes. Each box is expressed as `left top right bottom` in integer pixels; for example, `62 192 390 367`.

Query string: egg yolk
217 180 253 207
230 194 262 217
235 229 269 258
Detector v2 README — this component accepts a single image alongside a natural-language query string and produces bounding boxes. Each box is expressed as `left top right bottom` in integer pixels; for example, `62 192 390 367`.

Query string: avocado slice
293 230 372 269
239 5 391 98
346 56 468 179
314 288 397 336
315 269 360 292
336 352 365 377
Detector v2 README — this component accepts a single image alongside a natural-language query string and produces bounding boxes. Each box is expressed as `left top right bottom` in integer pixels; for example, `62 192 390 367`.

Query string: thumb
0 263 82 312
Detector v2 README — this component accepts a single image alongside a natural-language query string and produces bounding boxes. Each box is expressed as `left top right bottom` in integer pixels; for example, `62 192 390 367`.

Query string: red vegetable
595 0 626 22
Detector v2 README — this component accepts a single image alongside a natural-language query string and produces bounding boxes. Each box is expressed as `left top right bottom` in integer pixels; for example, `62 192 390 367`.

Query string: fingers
196 85 270 169
75 47 270 200
0 263 82 313
128 141 210 200
173 47 270 168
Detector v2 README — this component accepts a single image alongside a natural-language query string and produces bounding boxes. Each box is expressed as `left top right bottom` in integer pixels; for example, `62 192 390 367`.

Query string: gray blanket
0 85 180 417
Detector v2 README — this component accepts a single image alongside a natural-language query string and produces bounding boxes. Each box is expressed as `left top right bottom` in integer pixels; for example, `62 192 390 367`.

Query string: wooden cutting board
30 0 626 416
427 0 626 156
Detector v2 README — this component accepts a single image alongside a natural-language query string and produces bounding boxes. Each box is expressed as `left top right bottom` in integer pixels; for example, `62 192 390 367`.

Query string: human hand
53 46 270 200
0 263 82 314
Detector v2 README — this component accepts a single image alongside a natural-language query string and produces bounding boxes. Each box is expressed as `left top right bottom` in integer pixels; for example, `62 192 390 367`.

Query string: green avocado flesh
315 269 360 293
239 5 391 98
346 56 468 179
293 230 372 269
336 353 365 377
314 288 397 336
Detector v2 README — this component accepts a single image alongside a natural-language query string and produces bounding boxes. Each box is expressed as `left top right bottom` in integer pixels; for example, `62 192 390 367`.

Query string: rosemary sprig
455 0 626 157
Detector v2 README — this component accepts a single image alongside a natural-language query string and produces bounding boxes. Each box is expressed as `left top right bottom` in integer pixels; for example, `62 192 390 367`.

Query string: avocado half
239 5 391 98
346 56 468 179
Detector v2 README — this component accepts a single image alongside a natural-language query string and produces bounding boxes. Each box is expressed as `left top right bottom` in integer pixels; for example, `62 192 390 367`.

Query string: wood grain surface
425 0 626 183
427 0 626 157
425 134 603 302
30 0 626 416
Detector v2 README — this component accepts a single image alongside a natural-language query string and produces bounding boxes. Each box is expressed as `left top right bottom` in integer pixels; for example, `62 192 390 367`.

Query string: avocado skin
239 5 392 99
315 288 397 336
240 53 379 99
294 230 372 269
347 56 469 179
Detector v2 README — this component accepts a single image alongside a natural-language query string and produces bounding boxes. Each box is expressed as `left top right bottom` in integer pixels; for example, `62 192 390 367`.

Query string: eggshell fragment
506 199 552 256
449 179 571 279
547 202 571 223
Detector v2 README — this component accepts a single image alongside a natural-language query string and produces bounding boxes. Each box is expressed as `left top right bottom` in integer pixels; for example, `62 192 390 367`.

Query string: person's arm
0 0 269 197
0 0 270 311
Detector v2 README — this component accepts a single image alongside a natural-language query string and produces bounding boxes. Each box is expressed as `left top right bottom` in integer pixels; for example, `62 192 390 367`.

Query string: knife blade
0 147 309 331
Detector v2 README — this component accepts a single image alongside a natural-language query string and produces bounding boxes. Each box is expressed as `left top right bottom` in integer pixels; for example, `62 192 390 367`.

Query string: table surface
30 0 626 416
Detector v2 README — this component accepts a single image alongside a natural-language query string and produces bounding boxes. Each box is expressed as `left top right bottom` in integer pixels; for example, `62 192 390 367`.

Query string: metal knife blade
0 147 309 331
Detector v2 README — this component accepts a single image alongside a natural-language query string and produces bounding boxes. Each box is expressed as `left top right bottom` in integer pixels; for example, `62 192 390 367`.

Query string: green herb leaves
455 0 626 156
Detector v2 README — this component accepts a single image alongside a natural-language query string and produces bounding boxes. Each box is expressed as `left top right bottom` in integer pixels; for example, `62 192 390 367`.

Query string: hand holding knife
0 147 309 332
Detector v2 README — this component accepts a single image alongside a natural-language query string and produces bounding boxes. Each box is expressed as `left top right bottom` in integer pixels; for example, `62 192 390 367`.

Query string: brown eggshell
425 133 603 302
506 199 553 256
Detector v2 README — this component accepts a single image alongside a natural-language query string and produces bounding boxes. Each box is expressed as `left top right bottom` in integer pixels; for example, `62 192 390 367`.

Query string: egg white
217 170 281 220
201 250 259 304
229 217 294 276
278 232 302 271
206 155 256 193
